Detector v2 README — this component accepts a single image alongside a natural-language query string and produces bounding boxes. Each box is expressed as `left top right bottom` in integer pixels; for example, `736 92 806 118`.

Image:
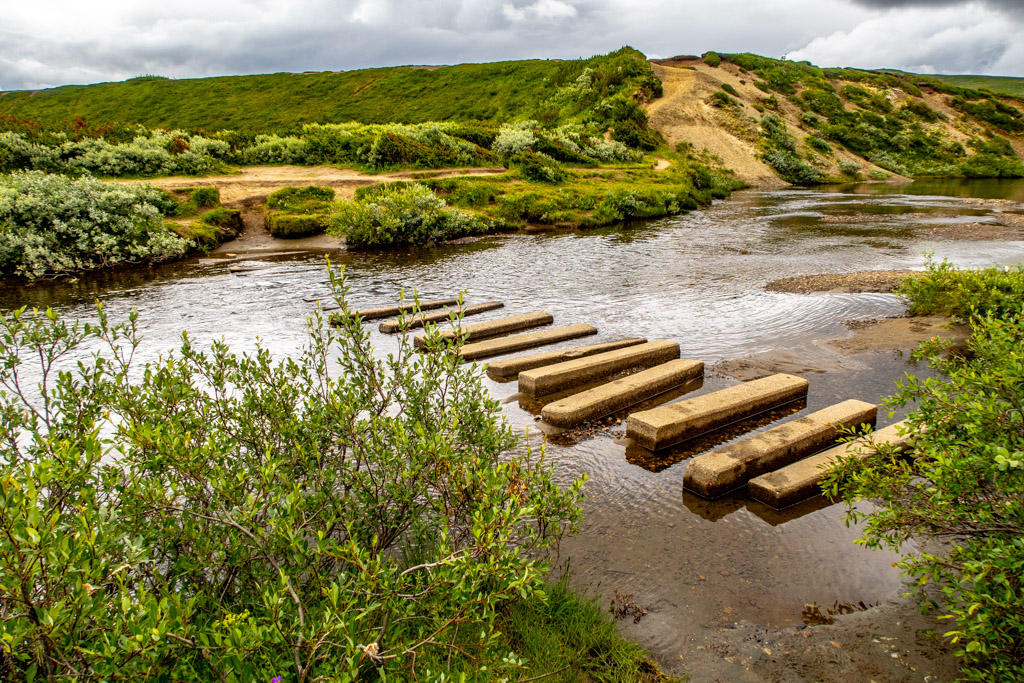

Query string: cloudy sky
2 0 1022 91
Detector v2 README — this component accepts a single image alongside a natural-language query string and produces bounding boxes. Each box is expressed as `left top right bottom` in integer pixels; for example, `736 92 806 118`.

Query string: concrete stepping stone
748 420 914 509
682 399 877 499
379 302 503 333
626 373 809 451
486 338 647 379
413 312 554 348
333 297 461 322
518 341 680 397
459 324 597 361
542 359 704 428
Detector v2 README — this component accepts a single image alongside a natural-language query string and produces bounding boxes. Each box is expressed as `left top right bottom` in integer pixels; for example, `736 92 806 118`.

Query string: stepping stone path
315 294 916 513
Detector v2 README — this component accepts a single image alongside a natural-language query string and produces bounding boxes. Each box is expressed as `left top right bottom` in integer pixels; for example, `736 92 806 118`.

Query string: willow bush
0 272 583 681
825 262 1024 681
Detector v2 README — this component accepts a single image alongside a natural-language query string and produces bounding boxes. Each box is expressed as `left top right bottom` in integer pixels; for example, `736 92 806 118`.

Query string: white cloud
787 3 1015 74
502 0 578 23
1 0 1022 91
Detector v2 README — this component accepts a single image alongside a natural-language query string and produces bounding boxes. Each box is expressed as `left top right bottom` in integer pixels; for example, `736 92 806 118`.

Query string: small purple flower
271 677 283 683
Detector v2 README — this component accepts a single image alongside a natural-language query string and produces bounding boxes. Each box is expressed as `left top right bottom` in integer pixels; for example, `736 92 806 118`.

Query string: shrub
492 124 536 158
721 83 739 97
703 52 721 67
805 136 831 154
267 213 328 238
868 168 890 180
510 151 566 183
609 119 660 150
839 160 862 177
331 183 494 248
241 134 308 164
0 281 583 680
710 91 737 108
763 150 824 184
0 171 192 278
266 185 335 212
826 262 1024 681
801 112 821 128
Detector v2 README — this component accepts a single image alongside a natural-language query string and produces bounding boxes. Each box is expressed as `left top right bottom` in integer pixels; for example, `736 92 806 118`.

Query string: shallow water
3 179 1024 651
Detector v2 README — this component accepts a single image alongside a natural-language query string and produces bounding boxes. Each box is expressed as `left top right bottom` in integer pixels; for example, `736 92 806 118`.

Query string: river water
3 178 1024 657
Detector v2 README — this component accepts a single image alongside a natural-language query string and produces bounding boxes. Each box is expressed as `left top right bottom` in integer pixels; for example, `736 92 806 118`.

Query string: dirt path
122 165 508 255
130 165 507 204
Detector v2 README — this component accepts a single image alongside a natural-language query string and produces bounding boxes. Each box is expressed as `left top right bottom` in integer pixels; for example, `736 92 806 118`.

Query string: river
3 178 1024 669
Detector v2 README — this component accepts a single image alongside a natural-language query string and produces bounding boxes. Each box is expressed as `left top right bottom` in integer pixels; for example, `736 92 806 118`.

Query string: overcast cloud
1 0 1022 91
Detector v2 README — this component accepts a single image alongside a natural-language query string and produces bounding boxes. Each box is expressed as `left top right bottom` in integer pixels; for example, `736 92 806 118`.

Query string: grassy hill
928 74 1024 98
0 48 660 135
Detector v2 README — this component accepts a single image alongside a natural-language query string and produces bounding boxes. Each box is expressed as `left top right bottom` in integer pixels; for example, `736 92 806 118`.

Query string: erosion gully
4 178 1024 673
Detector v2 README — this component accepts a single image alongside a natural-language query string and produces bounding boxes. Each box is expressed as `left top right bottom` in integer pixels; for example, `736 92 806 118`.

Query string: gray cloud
1 0 1022 91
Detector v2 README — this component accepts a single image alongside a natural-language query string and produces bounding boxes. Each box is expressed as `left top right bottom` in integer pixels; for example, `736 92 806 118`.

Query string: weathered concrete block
379 302 504 333
486 338 647 379
460 324 597 361
626 373 809 451
331 297 460 323
542 359 704 427
413 312 554 347
682 399 877 499
748 420 914 509
518 341 680 397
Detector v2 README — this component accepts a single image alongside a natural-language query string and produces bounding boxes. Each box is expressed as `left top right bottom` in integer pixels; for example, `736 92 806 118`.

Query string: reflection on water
2 181 1024 648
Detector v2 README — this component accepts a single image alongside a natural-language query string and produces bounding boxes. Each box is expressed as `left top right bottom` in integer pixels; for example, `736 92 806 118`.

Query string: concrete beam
330 297 460 323
379 302 504 333
626 373 809 451
542 359 704 427
748 420 914 509
518 341 680 397
413 312 554 348
682 399 877 499
459 324 597 361
486 338 647 379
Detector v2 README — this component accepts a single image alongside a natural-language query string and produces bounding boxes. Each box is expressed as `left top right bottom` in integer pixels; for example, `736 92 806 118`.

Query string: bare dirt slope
646 58 909 187
647 63 782 186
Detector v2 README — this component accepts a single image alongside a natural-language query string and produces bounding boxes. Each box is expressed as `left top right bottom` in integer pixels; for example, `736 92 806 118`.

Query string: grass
928 74 1024 98
0 48 660 135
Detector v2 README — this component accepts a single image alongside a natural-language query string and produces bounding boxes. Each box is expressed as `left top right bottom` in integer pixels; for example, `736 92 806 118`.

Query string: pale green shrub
242 134 309 164
0 171 191 277
492 124 537 158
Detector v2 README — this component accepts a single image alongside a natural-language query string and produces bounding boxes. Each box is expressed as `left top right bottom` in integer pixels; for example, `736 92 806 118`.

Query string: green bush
805 136 831 154
895 260 1024 319
826 262 1024 681
0 287 583 680
266 185 335 212
267 212 329 238
710 91 737 108
610 119 661 150
721 83 739 97
0 171 192 278
331 183 494 248
510 151 567 183
703 52 721 67
839 160 861 177
868 168 890 180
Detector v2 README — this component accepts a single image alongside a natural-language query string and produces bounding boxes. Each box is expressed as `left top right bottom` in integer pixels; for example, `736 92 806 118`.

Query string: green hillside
928 74 1024 97
0 48 660 135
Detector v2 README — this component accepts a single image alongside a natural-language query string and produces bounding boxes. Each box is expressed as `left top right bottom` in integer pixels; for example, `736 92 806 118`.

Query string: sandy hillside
645 58 917 186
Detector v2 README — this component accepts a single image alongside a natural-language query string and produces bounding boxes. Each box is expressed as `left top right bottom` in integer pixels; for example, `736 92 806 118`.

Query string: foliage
0 48 661 135
169 186 221 217
0 278 584 680
331 183 495 248
824 262 1024 681
719 52 1024 180
805 135 831 154
0 171 192 278
510 151 567 183
266 185 335 212
710 91 738 108
759 114 824 185
702 52 721 68
928 74 1024 98
895 259 1024 319
0 129 231 177
838 160 861 177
